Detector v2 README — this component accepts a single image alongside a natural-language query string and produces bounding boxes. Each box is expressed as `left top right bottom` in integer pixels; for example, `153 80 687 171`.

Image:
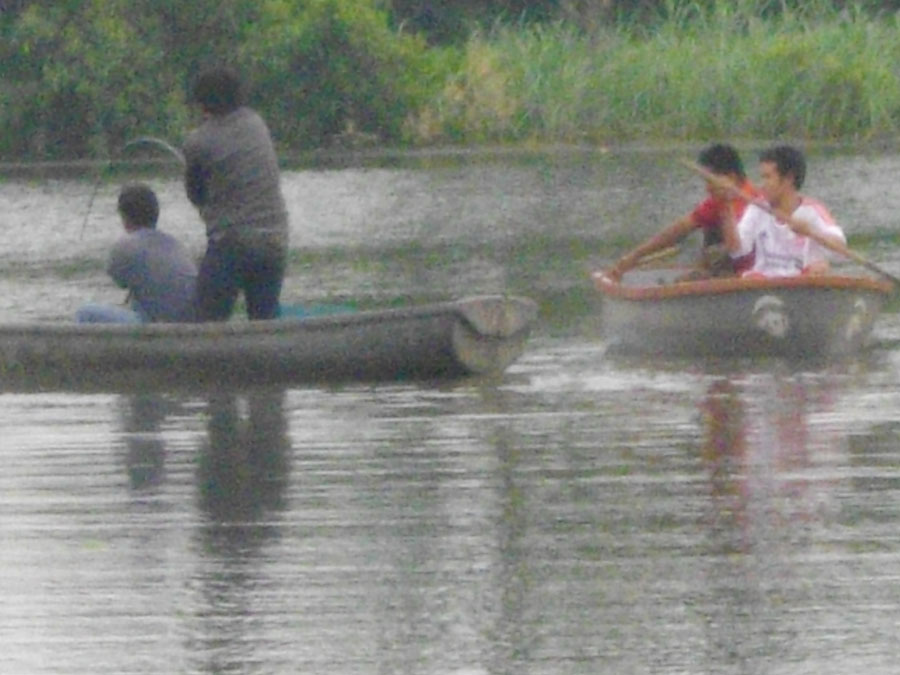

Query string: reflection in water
490 413 531 674
9 345 900 673
192 389 290 675
697 374 841 672
117 388 291 675
196 390 290 535
121 393 171 490
285 383 532 675
9 148 900 674
701 375 840 550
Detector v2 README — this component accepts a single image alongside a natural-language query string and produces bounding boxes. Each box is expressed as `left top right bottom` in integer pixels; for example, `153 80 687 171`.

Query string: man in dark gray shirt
76 184 197 323
183 66 289 321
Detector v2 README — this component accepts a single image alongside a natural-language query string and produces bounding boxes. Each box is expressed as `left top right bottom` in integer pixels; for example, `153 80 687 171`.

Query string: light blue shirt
107 228 197 322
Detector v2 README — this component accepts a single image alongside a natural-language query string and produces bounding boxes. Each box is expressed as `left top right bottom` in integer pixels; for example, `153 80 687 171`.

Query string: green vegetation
413 0 900 145
3 0 900 159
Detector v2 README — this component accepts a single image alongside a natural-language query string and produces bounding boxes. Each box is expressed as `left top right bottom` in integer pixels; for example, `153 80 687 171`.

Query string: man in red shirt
609 143 758 279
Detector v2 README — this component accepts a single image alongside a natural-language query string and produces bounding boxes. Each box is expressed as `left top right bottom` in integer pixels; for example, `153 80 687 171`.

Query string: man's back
107 229 197 322
183 106 288 249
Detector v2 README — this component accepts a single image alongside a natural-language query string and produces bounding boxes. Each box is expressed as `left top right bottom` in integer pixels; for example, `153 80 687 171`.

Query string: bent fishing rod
79 136 186 239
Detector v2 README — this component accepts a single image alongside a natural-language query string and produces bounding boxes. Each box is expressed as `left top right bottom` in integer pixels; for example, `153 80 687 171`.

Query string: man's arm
184 159 209 207
106 241 133 289
722 204 742 255
777 207 846 251
779 204 847 274
609 214 695 277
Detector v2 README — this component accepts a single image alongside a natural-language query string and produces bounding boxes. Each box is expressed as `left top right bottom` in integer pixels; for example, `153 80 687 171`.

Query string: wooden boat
0 295 538 390
593 268 893 358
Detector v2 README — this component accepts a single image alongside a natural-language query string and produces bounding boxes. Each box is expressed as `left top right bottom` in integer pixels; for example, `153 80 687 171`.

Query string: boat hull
0 295 538 390
593 270 893 358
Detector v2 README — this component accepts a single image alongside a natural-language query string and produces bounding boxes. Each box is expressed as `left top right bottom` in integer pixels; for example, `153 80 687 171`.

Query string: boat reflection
117 387 291 673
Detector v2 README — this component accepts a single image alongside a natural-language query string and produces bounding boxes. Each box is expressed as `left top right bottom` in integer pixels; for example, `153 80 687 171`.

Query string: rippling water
3 146 900 674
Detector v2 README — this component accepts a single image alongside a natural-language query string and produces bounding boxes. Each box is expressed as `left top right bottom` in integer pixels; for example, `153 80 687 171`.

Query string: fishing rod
79 136 187 240
122 136 186 166
79 158 113 239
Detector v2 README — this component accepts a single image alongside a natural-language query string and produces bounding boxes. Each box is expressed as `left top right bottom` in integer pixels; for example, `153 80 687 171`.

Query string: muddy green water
3 146 900 674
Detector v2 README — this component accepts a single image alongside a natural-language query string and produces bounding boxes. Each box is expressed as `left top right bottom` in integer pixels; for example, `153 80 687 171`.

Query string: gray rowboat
0 294 538 390
593 269 893 359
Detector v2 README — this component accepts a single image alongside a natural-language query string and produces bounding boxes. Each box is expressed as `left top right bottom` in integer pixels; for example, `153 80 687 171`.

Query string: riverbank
3 2 900 160
407 7 900 146
3 137 899 179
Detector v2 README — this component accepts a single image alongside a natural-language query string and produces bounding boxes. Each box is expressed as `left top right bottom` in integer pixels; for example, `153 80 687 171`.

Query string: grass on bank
409 0 900 145
5 0 900 157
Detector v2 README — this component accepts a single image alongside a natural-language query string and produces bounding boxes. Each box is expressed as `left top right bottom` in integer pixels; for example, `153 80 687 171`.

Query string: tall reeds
408 0 900 144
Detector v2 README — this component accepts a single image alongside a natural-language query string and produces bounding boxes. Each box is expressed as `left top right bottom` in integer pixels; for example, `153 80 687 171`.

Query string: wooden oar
680 159 900 286
633 245 680 267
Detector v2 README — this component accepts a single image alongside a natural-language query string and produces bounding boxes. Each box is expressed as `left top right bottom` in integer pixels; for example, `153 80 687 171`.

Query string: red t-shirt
690 179 757 232
690 179 760 272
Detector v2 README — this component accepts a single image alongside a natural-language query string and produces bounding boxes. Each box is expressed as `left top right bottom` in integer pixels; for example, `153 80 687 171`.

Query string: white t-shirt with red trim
731 197 846 277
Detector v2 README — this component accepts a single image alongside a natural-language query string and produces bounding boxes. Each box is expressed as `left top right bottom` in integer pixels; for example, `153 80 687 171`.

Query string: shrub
242 0 449 149
0 1 188 159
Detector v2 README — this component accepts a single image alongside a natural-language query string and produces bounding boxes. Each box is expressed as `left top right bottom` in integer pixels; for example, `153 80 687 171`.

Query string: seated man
609 143 759 279
76 183 197 323
724 145 846 277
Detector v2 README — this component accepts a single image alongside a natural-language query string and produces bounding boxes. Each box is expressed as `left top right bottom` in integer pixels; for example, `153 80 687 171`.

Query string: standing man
609 143 759 279
724 145 846 277
76 183 197 324
183 65 289 321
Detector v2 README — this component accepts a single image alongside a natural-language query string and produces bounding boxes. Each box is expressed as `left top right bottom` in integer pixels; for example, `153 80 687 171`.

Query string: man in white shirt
725 145 846 277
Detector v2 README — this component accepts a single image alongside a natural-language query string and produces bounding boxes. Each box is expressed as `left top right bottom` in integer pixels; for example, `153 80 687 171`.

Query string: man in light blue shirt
76 183 197 323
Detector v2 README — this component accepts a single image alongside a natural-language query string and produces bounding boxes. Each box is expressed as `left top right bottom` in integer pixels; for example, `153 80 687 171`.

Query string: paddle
632 244 680 267
680 159 900 286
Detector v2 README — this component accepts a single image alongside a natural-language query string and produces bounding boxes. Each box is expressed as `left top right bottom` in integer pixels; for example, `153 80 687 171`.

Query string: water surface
3 146 900 674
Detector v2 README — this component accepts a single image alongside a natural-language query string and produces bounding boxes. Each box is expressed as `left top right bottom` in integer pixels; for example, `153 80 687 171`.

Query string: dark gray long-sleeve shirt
183 107 289 250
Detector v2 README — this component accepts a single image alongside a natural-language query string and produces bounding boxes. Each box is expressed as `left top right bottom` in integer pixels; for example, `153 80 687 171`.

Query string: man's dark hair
191 66 245 115
117 183 159 228
698 143 745 179
759 145 806 189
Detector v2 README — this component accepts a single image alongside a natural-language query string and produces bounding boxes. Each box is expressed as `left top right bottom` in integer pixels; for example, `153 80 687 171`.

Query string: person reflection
700 378 748 553
697 374 840 670
121 393 172 490
701 375 837 552
191 388 291 673
196 388 290 549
